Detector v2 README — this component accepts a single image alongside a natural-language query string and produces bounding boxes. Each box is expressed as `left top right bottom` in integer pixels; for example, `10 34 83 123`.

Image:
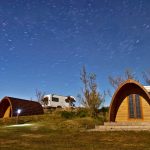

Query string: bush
76 108 90 118
61 111 76 119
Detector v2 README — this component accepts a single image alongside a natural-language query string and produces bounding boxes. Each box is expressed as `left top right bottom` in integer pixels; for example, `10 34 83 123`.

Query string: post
16 109 21 124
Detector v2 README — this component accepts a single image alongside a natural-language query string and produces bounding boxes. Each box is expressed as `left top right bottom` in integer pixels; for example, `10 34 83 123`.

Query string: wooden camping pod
109 79 150 122
0 96 44 118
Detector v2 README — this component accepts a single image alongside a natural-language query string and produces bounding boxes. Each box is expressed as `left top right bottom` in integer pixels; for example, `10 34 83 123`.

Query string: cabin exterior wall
116 96 150 122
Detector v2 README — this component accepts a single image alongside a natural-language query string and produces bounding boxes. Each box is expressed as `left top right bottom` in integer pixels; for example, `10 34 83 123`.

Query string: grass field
0 112 150 150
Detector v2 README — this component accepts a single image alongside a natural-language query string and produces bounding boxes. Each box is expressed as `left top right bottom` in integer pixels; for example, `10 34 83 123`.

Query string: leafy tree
99 106 109 122
79 66 105 117
65 96 75 107
42 97 49 107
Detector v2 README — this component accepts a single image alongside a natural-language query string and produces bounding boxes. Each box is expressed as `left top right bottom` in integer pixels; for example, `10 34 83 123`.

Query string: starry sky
0 0 150 106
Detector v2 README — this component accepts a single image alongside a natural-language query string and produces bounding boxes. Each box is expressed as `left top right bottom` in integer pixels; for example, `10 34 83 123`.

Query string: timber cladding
0 96 44 118
116 96 150 122
109 79 150 122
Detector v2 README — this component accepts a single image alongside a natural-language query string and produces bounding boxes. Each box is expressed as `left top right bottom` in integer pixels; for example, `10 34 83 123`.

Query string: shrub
61 111 76 119
76 108 90 118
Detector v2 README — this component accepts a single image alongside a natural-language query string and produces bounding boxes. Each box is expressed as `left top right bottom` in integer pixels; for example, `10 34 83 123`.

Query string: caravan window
52 97 59 102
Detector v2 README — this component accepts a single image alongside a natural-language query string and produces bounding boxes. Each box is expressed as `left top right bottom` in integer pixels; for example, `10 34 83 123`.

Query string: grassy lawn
0 113 150 150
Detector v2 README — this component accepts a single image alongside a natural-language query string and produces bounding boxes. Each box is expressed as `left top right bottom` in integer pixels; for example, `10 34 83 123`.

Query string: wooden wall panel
142 97 150 122
116 97 128 122
116 96 150 122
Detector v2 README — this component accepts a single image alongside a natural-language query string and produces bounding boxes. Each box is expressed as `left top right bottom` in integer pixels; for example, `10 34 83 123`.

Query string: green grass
0 112 150 150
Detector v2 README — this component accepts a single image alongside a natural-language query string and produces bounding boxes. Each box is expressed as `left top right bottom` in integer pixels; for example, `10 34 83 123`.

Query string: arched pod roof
0 96 44 118
109 79 150 122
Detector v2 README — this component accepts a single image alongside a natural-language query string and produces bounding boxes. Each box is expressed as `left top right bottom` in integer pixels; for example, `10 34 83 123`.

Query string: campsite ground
0 112 150 150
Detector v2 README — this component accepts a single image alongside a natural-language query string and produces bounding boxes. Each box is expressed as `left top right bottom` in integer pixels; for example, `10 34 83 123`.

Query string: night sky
0 0 150 105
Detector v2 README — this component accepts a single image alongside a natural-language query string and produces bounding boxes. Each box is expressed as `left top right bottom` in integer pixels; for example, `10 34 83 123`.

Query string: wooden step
90 125 150 131
104 122 150 126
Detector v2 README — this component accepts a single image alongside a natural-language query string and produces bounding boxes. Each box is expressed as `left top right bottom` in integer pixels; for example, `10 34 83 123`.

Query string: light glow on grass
6 123 34 128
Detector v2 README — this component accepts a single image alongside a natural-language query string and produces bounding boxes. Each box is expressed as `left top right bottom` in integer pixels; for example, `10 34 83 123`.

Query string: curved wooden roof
109 79 150 122
0 96 44 118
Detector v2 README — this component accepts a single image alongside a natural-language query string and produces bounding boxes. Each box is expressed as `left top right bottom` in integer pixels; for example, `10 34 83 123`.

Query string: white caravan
144 86 150 93
42 94 75 108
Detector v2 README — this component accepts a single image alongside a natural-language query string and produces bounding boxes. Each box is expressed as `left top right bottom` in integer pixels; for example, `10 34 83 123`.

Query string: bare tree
108 76 124 89
35 89 46 106
124 68 136 80
107 68 137 98
143 70 150 85
108 68 136 90
79 66 105 117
